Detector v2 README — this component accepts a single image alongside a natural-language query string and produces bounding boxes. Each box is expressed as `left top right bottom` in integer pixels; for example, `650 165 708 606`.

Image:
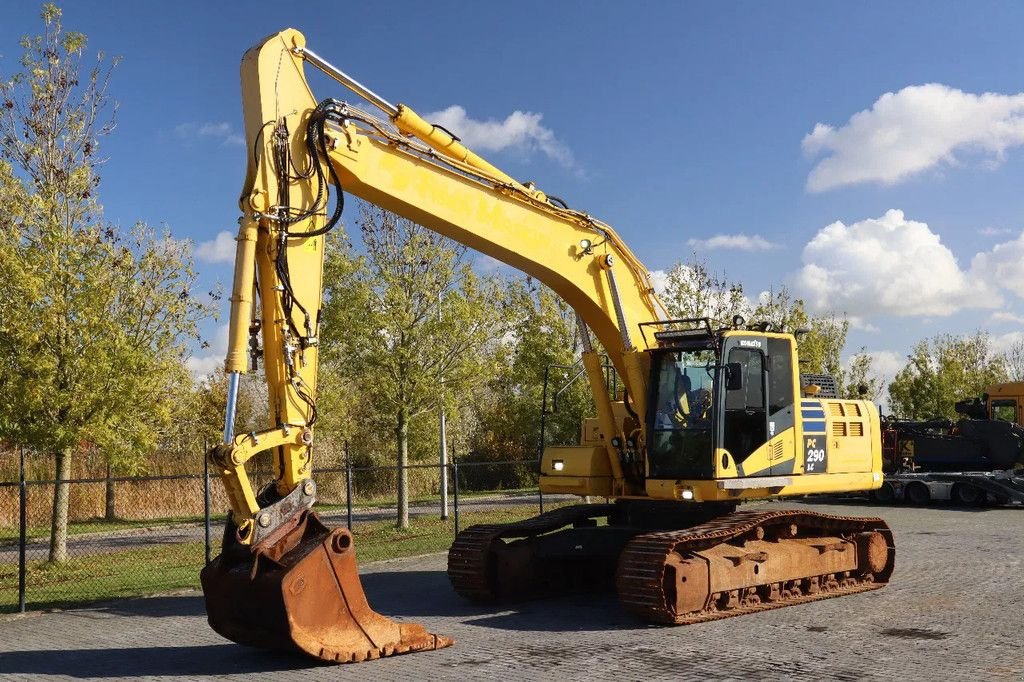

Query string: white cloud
803 84 1024 192
195 230 235 264
989 311 1024 325
859 350 905 383
794 209 1001 317
187 323 229 379
980 226 1013 237
848 317 879 333
186 354 223 378
969 231 1024 293
991 331 1024 355
687 234 777 251
648 269 669 296
423 105 574 168
174 121 245 146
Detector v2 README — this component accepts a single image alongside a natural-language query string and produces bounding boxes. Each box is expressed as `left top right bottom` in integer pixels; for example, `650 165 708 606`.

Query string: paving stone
1 501 1022 681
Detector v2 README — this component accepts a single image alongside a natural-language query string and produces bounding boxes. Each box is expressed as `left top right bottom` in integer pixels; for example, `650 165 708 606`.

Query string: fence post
452 456 460 536
203 438 212 565
440 436 449 521
18 446 27 613
538 443 545 514
345 441 353 531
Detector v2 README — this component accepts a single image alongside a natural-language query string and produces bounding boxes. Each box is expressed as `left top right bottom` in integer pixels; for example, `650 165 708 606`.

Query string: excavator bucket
200 510 452 663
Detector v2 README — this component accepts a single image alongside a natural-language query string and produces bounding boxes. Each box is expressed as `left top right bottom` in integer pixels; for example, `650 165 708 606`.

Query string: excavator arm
216 28 667 525
202 28 664 663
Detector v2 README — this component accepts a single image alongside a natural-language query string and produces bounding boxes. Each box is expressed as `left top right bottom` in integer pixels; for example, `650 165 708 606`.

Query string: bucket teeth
201 510 453 663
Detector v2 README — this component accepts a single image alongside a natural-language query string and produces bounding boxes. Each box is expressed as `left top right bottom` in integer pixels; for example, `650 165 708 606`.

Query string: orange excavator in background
200 29 895 663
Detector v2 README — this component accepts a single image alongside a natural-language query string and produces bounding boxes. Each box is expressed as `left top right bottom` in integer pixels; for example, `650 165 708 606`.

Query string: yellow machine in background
200 29 895 663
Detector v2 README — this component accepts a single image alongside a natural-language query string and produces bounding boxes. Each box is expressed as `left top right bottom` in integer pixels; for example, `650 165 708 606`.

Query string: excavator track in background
448 503 618 601
449 505 894 625
617 508 895 625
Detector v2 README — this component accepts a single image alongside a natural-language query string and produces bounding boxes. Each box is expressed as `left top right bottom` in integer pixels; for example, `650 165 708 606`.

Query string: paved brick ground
1 500 1022 681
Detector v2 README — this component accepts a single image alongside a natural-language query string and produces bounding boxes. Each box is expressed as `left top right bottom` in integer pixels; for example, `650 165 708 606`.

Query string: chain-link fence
0 448 556 613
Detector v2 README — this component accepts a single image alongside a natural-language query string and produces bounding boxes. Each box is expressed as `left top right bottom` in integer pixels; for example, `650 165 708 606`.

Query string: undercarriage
448 502 894 624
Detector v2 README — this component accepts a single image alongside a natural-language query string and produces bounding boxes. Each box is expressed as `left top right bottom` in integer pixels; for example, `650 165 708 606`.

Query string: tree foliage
843 349 883 401
1002 338 1024 382
0 5 212 560
320 204 507 527
750 287 852 385
888 332 1008 420
469 281 593 468
660 254 749 323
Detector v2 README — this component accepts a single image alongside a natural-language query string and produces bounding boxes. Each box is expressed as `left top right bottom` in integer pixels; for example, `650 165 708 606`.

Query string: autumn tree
888 332 1007 420
0 5 211 561
320 204 506 528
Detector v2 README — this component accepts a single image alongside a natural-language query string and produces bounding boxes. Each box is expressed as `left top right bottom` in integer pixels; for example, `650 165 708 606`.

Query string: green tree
888 332 1008 420
321 204 506 528
842 349 883 400
469 281 593 475
0 5 211 561
660 254 749 324
752 287 849 386
162 371 267 457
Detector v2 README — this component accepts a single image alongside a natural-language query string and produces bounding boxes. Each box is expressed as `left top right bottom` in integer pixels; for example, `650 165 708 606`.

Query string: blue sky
5 1 1024 386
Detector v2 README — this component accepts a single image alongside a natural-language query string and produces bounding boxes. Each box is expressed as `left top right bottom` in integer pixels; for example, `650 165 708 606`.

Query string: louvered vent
849 403 862 416
850 422 864 437
832 422 848 437
829 403 845 417
771 440 785 461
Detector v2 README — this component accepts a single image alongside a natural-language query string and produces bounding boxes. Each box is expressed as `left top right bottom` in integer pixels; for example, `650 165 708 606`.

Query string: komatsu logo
739 339 762 348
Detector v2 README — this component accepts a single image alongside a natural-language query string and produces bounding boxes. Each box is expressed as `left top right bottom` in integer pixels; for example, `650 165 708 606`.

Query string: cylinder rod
224 371 241 444
605 264 634 350
294 46 398 117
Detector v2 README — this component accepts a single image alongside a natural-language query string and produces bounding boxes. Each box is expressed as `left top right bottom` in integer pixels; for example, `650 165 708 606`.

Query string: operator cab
645 319 797 481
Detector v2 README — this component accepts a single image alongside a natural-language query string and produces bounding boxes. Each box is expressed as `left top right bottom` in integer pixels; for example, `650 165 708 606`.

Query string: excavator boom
201 28 894 662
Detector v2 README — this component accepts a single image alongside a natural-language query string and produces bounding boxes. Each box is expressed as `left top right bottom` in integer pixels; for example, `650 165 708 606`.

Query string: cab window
991 399 1017 423
647 350 715 478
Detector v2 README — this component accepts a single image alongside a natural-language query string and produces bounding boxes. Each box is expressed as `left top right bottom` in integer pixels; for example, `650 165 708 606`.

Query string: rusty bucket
200 510 453 663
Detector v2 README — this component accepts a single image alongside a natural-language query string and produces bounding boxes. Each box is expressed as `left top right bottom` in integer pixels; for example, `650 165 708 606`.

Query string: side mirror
726 362 744 391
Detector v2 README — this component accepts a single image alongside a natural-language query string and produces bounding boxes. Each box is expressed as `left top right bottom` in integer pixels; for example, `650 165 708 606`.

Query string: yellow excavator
200 28 895 663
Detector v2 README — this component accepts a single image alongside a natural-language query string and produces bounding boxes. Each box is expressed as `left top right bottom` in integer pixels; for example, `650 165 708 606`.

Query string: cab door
719 335 797 477
765 337 797 476
721 343 768 474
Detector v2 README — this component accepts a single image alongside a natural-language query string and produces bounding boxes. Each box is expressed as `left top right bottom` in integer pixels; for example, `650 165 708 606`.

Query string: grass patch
0 515 206 545
0 541 204 614
0 500 572 613
2 490 540 543
315 487 539 512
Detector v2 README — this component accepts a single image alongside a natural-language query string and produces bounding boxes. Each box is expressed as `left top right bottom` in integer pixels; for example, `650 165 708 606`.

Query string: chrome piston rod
223 371 240 444
293 46 399 118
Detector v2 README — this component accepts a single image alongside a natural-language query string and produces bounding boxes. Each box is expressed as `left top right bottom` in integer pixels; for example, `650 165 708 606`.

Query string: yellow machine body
203 29 892 660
